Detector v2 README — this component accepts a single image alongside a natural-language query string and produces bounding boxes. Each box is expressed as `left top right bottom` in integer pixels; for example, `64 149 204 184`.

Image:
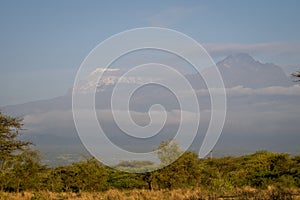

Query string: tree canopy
0 112 32 169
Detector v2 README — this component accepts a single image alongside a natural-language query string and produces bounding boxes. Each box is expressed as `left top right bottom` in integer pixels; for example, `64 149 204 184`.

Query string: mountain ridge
1 53 295 117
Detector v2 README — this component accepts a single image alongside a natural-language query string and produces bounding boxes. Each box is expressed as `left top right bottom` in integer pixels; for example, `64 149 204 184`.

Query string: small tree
153 140 201 189
156 140 182 166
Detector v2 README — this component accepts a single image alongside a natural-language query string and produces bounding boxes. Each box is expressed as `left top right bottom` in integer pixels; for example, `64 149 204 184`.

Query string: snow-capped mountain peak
89 68 120 76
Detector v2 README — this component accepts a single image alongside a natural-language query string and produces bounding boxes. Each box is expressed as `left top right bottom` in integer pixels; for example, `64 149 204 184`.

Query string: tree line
0 112 300 194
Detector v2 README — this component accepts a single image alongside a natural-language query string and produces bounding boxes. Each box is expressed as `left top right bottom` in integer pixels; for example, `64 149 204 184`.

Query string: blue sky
0 0 300 106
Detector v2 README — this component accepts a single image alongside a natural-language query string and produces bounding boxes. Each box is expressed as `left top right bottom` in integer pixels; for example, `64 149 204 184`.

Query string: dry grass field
0 187 299 200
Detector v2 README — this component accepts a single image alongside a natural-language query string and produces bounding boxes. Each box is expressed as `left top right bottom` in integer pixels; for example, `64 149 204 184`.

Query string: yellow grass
0 188 299 200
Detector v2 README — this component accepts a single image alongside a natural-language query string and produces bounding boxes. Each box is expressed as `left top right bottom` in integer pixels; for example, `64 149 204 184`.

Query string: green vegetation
1 112 300 199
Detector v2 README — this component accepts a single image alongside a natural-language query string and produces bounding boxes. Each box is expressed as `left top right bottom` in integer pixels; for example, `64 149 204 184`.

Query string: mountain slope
187 53 293 89
216 53 292 88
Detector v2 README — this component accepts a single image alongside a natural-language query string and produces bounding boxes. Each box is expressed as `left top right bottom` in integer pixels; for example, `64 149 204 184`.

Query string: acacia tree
0 112 32 170
156 140 182 166
153 140 201 189
0 112 43 191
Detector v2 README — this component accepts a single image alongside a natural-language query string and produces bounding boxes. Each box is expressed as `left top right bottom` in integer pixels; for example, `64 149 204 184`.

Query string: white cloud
146 6 204 27
24 110 72 125
23 108 199 130
227 85 300 96
193 85 300 96
203 42 300 59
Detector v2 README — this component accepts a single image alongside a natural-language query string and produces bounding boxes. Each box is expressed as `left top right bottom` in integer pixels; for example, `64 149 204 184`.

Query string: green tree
107 169 146 190
9 149 44 192
0 112 43 192
0 112 31 170
153 140 201 189
71 158 108 192
156 140 182 166
154 151 201 189
46 158 108 192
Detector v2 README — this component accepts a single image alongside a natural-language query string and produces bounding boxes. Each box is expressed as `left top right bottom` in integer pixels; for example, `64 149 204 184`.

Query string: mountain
1 53 299 165
187 53 293 89
2 53 293 117
216 53 292 88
